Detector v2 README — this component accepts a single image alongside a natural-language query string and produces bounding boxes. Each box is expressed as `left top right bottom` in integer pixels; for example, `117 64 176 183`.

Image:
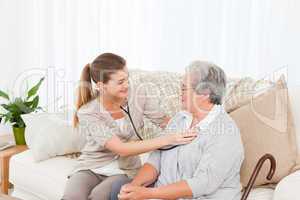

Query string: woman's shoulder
77 98 101 116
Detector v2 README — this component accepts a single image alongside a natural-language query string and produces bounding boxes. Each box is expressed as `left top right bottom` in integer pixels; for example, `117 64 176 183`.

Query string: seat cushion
10 150 274 200
9 150 77 200
273 170 300 200
246 188 274 200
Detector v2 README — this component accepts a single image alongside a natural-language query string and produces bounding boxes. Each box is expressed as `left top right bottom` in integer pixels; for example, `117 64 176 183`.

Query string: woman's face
101 68 129 100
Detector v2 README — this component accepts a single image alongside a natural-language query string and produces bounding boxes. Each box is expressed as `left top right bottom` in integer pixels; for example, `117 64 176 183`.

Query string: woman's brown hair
73 53 126 127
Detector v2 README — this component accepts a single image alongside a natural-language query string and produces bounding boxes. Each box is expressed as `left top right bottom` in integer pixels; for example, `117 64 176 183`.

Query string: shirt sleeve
146 150 162 173
184 134 244 198
77 112 118 147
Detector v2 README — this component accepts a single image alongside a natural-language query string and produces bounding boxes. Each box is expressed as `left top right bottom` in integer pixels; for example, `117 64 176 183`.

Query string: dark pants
110 176 132 200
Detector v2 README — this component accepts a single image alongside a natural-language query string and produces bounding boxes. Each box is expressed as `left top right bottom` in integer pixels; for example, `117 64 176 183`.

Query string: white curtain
0 0 300 112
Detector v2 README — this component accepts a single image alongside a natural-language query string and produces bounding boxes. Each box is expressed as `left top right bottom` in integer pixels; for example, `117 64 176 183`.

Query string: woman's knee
88 174 131 200
62 170 101 200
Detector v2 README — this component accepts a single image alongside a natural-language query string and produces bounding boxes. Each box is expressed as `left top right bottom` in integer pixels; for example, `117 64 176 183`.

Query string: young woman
61 53 196 200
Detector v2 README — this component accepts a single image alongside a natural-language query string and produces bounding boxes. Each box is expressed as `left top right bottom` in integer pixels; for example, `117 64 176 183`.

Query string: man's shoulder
205 109 240 138
166 111 192 129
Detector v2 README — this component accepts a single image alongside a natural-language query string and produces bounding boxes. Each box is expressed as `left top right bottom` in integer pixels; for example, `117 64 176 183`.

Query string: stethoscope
120 103 178 151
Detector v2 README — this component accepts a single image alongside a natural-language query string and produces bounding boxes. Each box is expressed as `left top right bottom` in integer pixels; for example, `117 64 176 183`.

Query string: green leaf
24 100 33 107
27 77 45 100
14 116 25 128
4 112 12 123
1 104 11 111
0 90 10 100
31 96 39 110
14 98 33 114
36 106 44 112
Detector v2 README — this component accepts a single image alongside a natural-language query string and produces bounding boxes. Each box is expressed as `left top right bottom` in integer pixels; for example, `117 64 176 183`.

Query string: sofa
8 70 300 200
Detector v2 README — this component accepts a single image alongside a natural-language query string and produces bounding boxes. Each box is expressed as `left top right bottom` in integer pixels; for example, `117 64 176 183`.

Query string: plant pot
12 126 26 145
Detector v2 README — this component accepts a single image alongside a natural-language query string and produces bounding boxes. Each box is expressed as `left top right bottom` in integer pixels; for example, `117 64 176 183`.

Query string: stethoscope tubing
120 104 177 151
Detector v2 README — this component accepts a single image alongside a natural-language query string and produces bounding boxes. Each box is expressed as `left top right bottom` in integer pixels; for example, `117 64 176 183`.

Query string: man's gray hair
185 61 227 105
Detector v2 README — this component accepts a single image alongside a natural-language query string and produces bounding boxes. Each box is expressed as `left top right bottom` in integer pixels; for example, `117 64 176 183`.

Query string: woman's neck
99 95 126 111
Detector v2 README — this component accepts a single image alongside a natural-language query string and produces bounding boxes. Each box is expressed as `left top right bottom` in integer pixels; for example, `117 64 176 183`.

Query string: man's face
181 73 209 113
181 73 197 112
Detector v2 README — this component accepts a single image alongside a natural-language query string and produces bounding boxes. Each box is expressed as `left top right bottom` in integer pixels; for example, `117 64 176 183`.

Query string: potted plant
0 77 44 145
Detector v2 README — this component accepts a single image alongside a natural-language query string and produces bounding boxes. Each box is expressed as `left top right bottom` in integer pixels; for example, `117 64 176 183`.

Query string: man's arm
130 163 159 187
121 132 244 200
119 150 193 200
131 150 162 186
119 181 193 200
146 180 193 200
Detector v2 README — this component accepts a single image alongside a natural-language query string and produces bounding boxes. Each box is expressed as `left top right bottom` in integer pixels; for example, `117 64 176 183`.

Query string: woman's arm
104 132 196 157
159 116 171 129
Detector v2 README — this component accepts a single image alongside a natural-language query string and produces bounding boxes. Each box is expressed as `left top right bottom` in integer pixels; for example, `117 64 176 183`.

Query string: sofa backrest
130 69 300 154
288 86 300 153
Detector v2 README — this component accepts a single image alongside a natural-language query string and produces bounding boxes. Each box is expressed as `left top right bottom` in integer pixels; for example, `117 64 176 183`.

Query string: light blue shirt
147 105 245 200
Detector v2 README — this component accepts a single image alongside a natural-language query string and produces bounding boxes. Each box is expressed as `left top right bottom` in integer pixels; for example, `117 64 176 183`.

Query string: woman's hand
163 129 198 146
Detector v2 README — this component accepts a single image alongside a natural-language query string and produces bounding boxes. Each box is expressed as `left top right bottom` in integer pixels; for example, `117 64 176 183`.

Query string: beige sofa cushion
230 76 299 187
224 77 272 113
288 86 300 166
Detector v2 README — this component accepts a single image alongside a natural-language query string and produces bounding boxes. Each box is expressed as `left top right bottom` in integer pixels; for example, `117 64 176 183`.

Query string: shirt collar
194 104 223 130
166 105 224 133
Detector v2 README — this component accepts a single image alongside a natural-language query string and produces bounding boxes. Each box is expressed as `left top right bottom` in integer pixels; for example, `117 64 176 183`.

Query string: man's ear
197 93 210 102
203 94 210 100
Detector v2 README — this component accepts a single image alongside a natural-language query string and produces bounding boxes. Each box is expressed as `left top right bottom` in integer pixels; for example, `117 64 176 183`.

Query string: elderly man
118 61 244 200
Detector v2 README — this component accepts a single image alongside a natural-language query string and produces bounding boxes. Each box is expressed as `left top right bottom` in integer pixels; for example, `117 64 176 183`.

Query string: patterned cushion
224 77 273 113
129 69 183 139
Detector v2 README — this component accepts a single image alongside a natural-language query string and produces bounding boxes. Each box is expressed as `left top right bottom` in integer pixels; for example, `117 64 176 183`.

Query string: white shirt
147 105 244 200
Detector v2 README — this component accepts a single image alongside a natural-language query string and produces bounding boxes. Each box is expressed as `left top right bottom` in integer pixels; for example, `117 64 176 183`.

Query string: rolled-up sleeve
184 135 244 198
146 150 162 173
77 112 118 147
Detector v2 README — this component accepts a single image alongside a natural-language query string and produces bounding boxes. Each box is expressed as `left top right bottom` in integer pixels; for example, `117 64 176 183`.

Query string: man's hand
118 184 150 200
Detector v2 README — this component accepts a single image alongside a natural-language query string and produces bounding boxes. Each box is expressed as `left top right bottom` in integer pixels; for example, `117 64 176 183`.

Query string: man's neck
191 103 214 127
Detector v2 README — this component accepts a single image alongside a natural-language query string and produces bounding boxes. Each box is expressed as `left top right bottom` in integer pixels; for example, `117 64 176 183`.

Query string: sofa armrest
273 169 300 200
